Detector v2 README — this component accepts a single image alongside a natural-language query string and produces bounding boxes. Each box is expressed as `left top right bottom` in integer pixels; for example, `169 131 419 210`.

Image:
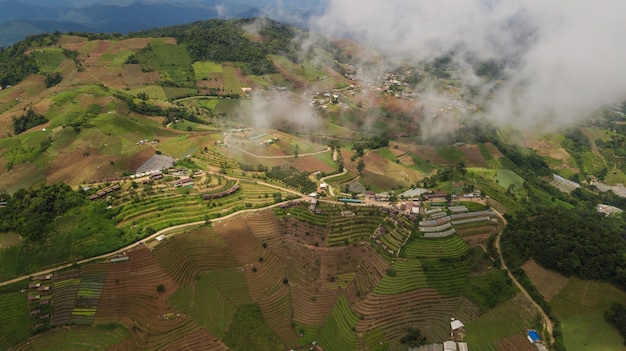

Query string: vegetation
501 207 626 288
0 183 85 240
13 108 48 134
605 302 626 345
131 18 300 75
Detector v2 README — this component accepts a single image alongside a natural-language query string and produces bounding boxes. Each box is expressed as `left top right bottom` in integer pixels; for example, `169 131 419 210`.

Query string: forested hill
501 207 626 289
128 18 302 75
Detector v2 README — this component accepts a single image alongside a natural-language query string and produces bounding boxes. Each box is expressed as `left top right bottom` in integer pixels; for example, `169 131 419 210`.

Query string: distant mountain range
0 0 322 47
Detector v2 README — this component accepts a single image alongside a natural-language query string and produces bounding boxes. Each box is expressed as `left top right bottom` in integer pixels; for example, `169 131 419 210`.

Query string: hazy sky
312 0 626 130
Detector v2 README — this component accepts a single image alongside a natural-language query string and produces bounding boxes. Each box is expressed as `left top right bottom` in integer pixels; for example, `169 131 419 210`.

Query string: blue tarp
528 330 541 342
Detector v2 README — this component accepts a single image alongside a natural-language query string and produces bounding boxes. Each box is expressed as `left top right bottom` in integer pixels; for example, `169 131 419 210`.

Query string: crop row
316 296 359 351
403 235 469 259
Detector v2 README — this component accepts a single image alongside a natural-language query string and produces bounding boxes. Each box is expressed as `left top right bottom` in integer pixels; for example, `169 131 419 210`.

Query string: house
443 341 457 351
173 177 194 188
451 319 464 331
309 198 318 211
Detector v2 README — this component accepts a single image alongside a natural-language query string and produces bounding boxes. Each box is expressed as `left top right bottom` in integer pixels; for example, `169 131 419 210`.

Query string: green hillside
0 17 625 351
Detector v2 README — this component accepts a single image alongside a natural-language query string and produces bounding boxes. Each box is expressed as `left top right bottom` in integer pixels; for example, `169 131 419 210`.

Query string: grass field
437 146 464 163
135 43 192 83
550 278 626 351
31 49 66 73
0 232 22 248
465 293 536 347
193 61 223 79
468 168 525 191
129 86 167 100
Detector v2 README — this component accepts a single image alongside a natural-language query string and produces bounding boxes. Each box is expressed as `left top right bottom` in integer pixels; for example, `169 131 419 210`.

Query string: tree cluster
130 18 300 75
604 302 626 345
501 207 626 288
0 183 86 240
44 72 62 88
265 165 316 194
12 108 48 135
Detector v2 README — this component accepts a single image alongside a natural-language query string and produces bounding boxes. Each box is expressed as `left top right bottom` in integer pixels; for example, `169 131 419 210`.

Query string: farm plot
550 278 626 351
355 289 480 347
316 295 360 351
115 177 287 233
95 247 224 350
244 211 288 260
193 147 239 170
465 293 536 347
11 324 131 351
403 235 469 259
71 267 107 325
217 217 298 346
169 268 251 339
152 226 240 286
493 333 535 351
0 290 32 350
51 270 81 326
328 207 385 246
284 239 367 326
192 61 223 79
274 203 330 227
521 259 569 302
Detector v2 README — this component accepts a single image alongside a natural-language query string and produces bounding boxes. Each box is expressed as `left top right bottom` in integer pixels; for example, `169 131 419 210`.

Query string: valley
0 18 626 351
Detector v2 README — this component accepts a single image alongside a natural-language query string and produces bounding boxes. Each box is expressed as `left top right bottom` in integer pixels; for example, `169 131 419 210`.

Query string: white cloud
311 0 626 130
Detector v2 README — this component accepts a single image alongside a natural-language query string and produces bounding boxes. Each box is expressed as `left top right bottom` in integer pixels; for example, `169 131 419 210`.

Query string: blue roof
528 330 541 342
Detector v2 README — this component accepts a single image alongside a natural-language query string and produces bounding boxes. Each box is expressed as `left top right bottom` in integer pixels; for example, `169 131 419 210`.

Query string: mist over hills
0 0 322 47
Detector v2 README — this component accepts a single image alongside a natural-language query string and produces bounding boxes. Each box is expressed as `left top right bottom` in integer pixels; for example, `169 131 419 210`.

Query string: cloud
311 0 626 130
238 90 323 133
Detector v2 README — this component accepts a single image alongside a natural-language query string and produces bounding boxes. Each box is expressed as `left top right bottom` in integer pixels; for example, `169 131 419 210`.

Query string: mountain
0 0 322 47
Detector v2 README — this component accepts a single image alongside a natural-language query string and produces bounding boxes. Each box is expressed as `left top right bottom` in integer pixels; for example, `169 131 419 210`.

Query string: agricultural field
550 278 626 351
521 260 570 301
464 293 537 349
2 19 626 351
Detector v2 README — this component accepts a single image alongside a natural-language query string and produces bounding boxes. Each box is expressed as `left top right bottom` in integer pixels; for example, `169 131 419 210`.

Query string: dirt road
491 208 555 345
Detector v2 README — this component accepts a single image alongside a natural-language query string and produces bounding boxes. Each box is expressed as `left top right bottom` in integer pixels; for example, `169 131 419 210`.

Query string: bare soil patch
412 144 449 165
45 147 121 185
495 333 536 351
484 142 505 159
95 247 218 349
291 155 334 173
459 144 488 167
521 259 570 302
524 138 570 162
196 74 224 90
127 148 155 173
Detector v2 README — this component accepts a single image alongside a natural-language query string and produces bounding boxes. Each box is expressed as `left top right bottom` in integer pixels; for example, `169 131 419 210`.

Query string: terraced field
217 217 298 346
12 324 131 351
356 289 480 345
169 268 252 339
152 226 239 286
316 296 360 351
465 293 536 348
521 259 569 301
94 247 229 350
0 290 32 350
114 175 292 232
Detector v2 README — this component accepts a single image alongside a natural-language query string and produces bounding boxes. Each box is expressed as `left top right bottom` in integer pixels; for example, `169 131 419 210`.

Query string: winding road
223 133 331 159
491 208 555 345
0 179 304 288
0 178 556 348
